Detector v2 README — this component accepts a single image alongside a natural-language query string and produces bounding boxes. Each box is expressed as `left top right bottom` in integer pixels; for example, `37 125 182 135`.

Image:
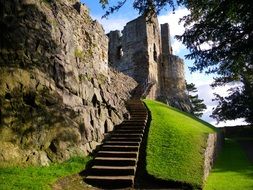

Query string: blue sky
81 1 246 127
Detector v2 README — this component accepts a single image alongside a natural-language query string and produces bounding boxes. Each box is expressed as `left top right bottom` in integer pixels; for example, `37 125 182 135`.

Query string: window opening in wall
117 46 123 60
153 44 157 62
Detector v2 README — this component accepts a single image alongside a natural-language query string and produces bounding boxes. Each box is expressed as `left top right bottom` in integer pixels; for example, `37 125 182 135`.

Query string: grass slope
204 138 253 190
0 156 91 190
144 100 216 188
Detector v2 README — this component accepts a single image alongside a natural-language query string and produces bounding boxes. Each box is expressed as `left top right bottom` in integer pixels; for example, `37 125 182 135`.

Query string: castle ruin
108 15 191 111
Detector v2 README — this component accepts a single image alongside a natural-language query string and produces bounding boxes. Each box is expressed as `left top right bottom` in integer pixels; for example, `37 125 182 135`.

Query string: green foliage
175 0 253 123
0 156 91 190
211 75 253 124
186 82 207 117
204 138 253 190
144 100 216 188
99 0 177 19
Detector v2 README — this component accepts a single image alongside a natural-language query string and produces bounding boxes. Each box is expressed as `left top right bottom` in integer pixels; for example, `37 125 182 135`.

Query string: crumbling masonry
108 15 191 111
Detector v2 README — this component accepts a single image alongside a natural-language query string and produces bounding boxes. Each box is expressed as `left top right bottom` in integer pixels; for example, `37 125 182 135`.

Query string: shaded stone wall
158 23 191 111
0 0 137 166
159 55 191 111
203 132 224 182
161 23 172 55
145 17 161 99
108 16 161 99
108 16 149 84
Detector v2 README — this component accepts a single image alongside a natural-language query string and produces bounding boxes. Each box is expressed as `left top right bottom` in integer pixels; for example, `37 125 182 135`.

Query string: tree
211 74 253 124
98 0 176 18
175 0 253 124
186 82 207 117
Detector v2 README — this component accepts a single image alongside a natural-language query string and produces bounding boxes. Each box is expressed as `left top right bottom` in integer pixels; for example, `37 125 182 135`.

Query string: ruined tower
108 16 160 99
108 15 191 111
158 23 190 111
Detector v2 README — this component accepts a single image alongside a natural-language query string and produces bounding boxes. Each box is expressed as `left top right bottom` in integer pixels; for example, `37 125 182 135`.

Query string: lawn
0 156 91 190
144 100 217 188
204 138 253 190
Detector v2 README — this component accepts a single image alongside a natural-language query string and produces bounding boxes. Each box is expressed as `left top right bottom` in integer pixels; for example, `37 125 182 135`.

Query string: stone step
115 125 145 130
100 145 139 152
113 129 144 133
130 113 146 116
97 151 138 158
129 107 148 113
84 100 148 188
85 175 134 188
130 115 148 118
109 137 142 142
94 157 137 166
130 114 147 117
129 118 147 121
88 165 136 176
103 141 140 146
114 129 144 134
110 133 143 138
121 121 146 126
130 111 147 113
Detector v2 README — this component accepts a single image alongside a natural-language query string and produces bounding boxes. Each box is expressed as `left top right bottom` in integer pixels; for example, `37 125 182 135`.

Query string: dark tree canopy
98 0 176 18
186 82 207 117
176 0 253 124
211 74 253 124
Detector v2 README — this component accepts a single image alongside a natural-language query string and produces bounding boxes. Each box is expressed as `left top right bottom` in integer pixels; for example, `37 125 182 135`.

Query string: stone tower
108 15 191 111
108 16 160 99
158 23 190 111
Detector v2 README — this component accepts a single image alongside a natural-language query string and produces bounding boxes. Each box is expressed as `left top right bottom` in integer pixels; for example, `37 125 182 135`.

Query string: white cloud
91 15 128 33
211 118 246 127
171 39 185 54
196 82 247 127
158 8 190 55
158 8 190 36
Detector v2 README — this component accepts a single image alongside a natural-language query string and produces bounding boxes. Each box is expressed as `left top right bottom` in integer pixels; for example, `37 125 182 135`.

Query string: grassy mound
0 156 91 190
144 100 216 188
204 138 253 190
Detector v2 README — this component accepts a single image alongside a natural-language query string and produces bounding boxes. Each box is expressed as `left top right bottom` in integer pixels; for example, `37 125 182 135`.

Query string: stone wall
108 16 161 99
145 17 161 99
159 54 191 112
203 132 224 182
109 16 149 84
0 0 137 166
158 23 191 112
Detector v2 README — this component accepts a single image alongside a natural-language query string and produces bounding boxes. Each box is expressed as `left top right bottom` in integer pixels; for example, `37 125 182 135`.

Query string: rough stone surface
158 55 191 112
108 16 161 100
0 0 137 166
203 132 223 181
108 16 191 111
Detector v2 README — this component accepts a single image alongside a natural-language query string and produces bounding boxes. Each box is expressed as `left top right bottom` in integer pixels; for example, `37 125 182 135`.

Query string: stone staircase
84 100 148 188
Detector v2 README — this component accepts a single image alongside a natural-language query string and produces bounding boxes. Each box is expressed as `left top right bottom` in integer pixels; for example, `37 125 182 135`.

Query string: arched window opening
153 44 157 62
117 46 123 60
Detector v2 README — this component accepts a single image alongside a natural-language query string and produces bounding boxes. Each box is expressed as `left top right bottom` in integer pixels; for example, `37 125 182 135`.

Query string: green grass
0 156 91 190
204 138 253 190
144 100 216 188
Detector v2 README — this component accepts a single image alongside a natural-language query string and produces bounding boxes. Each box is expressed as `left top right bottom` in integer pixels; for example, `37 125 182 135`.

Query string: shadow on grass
210 138 253 183
134 102 196 190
